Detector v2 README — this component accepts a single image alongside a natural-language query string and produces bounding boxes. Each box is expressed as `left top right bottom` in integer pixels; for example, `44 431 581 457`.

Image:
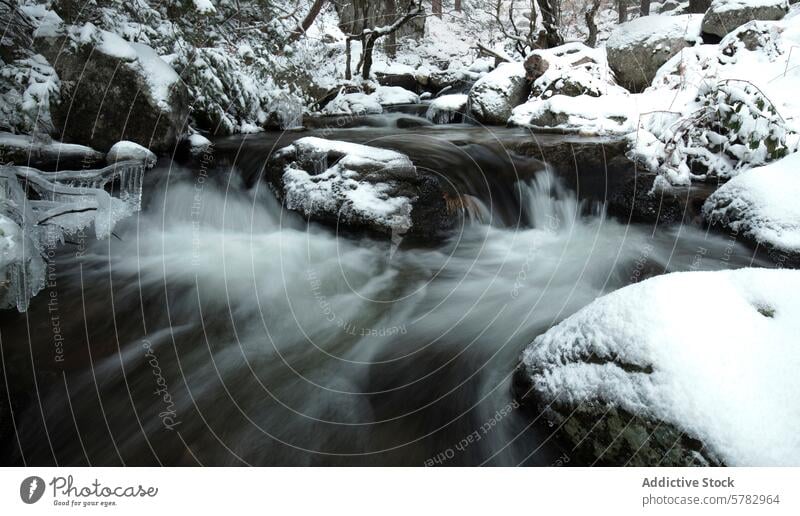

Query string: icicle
0 160 149 311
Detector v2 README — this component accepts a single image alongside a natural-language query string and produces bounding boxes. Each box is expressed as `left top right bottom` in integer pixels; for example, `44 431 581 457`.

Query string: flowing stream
0 120 768 466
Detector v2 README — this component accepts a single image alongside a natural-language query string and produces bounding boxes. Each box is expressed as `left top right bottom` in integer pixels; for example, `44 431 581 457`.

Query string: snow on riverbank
521 267 800 466
704 152 800 252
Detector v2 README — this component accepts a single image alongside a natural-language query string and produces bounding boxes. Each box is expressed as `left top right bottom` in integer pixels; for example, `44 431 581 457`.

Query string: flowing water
0 122 768 466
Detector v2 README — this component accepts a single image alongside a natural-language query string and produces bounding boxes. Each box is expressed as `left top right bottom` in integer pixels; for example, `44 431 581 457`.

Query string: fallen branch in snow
473 42 513 64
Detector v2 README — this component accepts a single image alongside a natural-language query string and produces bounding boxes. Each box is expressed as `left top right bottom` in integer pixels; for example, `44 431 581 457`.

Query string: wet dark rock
512 363 722 466
608 172 717 225
35 29 188 153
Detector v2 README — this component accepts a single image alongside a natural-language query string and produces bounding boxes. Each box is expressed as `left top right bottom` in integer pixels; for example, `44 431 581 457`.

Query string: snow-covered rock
187 133 213 156
467 62 529 125
509 94 635 135
509 43 636 133
265 137 453 241
371 85 419 106
321 86 419 116
517 267 800 466
701 0 789 38
106 141 157 168
528 43 623 100
606 14 703 93
425 94 467 124
35 23 189 152
321 91 383 116
704 152 800 253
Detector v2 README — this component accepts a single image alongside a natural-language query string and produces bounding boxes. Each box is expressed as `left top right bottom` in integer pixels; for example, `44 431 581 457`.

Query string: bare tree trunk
362 35 378 79
345 38 352 80
585 0 601 47
688 0 711 13
357 1 425 79
288 0 327 41
617 0 628 23
455 0 462 11
536 0 563 48
432 0 442 17
640 0 651 16
385 0 398 58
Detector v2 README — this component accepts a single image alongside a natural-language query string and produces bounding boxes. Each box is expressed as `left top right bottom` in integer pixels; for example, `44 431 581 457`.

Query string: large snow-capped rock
704 152 800 254
510 43 633 133
701 0 789 38
467 62 529 125
35 23 189 152
606 14 703 93
516 267 800 466
265 137 453 241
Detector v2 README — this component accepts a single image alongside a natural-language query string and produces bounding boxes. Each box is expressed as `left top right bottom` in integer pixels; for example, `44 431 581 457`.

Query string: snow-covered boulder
187 133 213 156
425 94 468 124
371 86 419 106
467 62 529 125
322 92 383 116
516 268 800 466
509 94 635 135
606 14 703 93
701 0 789 38
106 141 157 168
527 43 624 100
704 152 800 254
265 137 453 242
321 86 419 116
35 23 189 152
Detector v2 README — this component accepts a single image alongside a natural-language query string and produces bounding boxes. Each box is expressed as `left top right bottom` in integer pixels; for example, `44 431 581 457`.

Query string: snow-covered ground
521 267 800 466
